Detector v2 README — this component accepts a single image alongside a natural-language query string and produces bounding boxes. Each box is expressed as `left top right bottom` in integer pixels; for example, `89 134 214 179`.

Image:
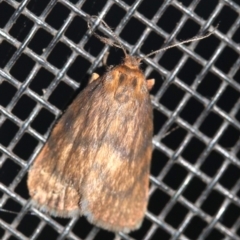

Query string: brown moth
27 30 155 234
27 16 214 233
28 57 154 233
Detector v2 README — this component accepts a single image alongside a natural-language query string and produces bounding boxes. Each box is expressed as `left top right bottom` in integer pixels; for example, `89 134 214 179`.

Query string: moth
28 41 155 234
27 17 213 233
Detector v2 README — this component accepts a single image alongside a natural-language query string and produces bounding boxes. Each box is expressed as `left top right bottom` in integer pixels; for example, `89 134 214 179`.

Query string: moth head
123 55 141 69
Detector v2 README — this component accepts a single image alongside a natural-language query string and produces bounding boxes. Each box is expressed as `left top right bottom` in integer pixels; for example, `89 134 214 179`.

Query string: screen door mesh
0 0 240 239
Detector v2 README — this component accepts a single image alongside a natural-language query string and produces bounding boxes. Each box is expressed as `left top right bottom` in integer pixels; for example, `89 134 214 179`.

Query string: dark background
0 0 240 239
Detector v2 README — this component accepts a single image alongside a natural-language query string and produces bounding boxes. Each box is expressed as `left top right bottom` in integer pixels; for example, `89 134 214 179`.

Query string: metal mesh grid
0 0 240 239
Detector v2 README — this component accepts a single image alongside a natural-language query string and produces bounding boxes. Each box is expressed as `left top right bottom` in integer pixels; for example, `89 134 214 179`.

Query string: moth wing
27 78 106 217
28 149 81 217
79 89 153 233
81 150 151 233
28 69 153 231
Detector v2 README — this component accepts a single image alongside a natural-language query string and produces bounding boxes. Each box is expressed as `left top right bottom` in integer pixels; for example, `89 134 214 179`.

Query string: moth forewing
27 55 154 233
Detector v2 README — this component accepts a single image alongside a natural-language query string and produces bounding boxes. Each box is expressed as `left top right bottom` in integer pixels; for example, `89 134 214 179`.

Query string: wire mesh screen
0 0 240 239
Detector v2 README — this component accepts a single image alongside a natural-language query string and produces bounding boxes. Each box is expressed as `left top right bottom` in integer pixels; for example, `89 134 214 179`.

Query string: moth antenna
0 208 35 215
0 209 19 214
162 125 179 139
87 15 127 57
140 26 217 61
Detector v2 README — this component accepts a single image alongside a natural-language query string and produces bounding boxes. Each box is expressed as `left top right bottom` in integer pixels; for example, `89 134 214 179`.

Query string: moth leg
102 51 110 66
89 73 100 83
146 78 155 91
